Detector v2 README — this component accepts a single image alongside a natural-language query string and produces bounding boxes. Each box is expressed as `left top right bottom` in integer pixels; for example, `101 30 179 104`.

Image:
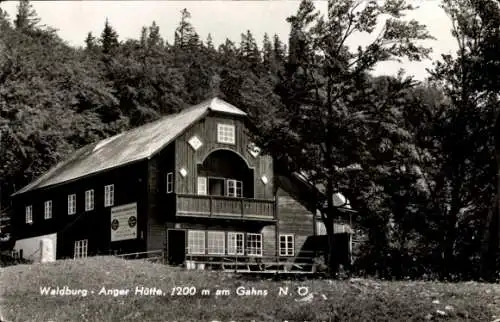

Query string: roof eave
11 158 147 197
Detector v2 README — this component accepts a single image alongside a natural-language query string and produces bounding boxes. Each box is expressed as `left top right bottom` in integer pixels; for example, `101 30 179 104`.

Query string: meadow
1 257 500 321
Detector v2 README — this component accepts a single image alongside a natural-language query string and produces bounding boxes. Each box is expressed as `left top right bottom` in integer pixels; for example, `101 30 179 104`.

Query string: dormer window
217 124 235 144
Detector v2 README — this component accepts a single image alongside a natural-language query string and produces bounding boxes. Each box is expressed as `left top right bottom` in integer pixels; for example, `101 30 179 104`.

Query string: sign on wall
110 203 138 242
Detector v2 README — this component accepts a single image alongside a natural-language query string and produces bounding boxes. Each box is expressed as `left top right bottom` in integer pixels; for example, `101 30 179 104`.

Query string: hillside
1 257 499 321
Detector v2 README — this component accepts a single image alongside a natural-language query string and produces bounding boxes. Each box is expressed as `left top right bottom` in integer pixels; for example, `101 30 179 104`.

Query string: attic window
217 124 235 144
188 136 203 151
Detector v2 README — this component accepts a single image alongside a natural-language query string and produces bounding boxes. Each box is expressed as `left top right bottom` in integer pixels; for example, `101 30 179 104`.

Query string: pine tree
100 18 119 55
147 21 163 48
14 0 40 31
262 33 273 71
84 32 97 51
206 33 215 51
174 9 198 49
273 34 286 66
239 30 260 66
140 26 148 48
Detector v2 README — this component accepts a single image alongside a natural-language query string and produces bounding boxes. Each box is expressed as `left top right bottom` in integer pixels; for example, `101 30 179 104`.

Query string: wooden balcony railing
176 194 276 221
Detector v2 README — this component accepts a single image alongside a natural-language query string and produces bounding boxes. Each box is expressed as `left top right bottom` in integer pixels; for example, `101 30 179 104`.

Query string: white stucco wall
14 233 57 262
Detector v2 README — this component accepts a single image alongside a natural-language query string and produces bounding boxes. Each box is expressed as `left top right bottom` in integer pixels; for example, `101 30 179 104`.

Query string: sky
0 1 457 81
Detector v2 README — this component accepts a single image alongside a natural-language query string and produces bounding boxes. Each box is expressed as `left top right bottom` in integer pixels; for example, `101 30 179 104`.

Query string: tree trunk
480 113 500 281
323 215 339 278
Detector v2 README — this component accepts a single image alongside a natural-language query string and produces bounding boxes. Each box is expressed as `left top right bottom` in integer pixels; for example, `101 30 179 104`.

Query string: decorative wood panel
176 194 275 220
174 114 274 200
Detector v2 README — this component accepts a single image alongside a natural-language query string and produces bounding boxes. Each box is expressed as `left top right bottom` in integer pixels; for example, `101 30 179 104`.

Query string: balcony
176 194 276 221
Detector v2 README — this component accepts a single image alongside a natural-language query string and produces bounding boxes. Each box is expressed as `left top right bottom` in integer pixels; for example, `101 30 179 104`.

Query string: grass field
1 256 500 321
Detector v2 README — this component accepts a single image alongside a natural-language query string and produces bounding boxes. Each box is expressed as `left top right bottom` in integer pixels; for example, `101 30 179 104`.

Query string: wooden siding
276 187 316 261
174 114 274 200
146 144 176 252
12 162 149 259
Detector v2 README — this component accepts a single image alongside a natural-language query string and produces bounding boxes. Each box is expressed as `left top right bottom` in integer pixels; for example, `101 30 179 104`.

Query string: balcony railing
176 194 275 221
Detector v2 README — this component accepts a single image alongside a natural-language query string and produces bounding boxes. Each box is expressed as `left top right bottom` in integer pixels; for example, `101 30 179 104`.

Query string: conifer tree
84 32 97 51
100 18 119 55
262 33 273 71
174 9 199 49
14 0 40 31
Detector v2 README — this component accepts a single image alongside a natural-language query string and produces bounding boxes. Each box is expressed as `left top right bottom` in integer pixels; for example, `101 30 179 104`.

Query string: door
208 178 225 196
167 229 186 265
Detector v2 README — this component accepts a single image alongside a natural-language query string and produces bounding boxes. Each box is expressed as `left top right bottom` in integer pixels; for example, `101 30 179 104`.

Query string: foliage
427 0 500 281
258 0 434 276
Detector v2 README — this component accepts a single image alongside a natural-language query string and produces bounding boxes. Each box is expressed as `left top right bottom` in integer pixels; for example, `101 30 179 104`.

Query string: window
74 239 88 259
25 205 33 224
187 230 205 255
217 124 235 144
104 184 114 207
68 194 76 215
227 232 244 255
166 173 174 193
246 233 262 256
197 176 207 195
279 234 295 256
44 200 52 219
227 179 243 197
207 231 225 255
85 190 94 211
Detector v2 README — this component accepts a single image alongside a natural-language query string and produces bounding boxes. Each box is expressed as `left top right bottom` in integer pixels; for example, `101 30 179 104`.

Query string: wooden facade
11 162 148 259
10 98 351 268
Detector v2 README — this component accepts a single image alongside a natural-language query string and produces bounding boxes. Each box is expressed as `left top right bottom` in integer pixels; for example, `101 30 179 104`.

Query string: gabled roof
13 98 246 196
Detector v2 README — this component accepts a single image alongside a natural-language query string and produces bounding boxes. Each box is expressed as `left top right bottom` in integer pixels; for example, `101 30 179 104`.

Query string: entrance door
167 229 186 265
208 178 225 196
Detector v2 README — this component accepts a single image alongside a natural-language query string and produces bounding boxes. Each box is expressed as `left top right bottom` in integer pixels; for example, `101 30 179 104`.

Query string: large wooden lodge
10 98 354 270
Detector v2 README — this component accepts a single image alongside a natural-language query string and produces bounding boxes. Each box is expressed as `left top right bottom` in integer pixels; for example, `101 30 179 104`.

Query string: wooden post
209 196 213 217
274 193 280 263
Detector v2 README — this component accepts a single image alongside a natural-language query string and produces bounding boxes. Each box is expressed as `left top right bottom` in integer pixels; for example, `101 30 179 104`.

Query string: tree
206 33 215 51
259 0 433 276
427 0 500 281
262 33 273 71
14 0 40 31
239 30 261 68
147 21 163 48
101 18 119 55
174 9 199 49
85 32 97 51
